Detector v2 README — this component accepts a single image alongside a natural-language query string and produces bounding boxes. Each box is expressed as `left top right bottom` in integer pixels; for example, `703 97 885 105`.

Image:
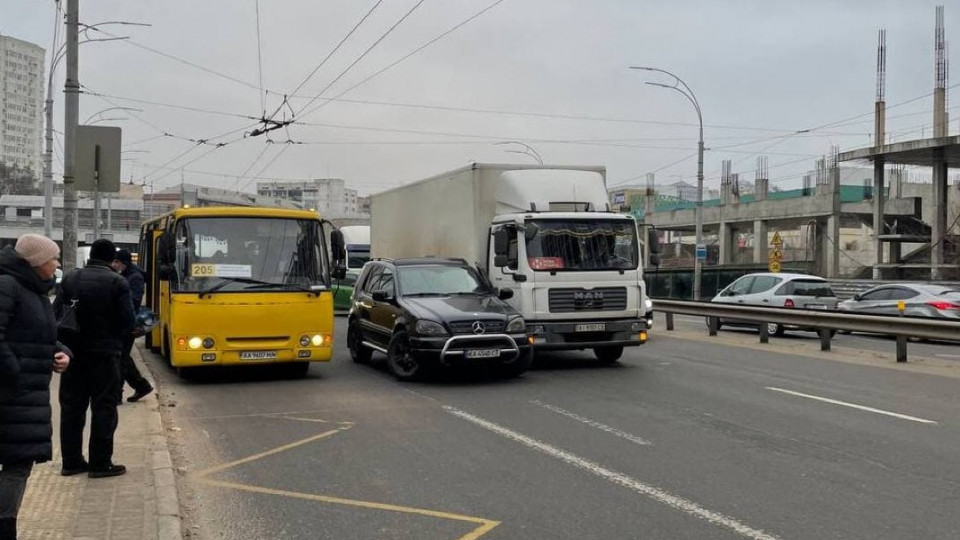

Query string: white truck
339 225 371 273
371 163 649 363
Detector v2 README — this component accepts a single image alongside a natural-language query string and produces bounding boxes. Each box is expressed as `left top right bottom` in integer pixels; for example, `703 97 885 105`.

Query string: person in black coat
110 249 152 403
54 239 135 480
0 234 71 540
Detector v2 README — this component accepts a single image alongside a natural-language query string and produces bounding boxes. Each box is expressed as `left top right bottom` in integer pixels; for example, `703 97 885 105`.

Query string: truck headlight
645 298 653 310
506 317 525 333
415 320 448 336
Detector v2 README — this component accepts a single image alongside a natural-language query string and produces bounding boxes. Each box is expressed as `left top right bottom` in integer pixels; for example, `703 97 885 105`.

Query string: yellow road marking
200 479 500 540
193 417 500 538
195 428 347 478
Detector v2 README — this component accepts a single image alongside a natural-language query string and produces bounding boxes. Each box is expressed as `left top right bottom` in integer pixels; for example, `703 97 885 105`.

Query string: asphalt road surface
145 317 960 540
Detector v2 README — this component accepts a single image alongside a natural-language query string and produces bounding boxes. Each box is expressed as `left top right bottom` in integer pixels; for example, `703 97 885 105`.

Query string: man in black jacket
111 249 153 403
54 239 135 479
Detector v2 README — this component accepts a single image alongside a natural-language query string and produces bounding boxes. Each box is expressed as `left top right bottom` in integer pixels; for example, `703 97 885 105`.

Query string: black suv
347 258 532 380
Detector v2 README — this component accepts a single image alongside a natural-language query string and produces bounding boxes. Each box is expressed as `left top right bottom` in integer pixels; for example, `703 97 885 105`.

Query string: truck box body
371 163 648 356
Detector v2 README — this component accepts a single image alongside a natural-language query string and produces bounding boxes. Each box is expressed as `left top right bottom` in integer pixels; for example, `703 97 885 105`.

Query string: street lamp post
629 66 704 301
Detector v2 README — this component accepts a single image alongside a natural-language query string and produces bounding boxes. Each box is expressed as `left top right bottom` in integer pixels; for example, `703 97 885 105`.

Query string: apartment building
0 34 45 175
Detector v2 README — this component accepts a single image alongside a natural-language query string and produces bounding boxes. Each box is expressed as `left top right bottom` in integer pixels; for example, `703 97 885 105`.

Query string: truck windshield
525 219 639 271
171 217 328 292
346 245 370 270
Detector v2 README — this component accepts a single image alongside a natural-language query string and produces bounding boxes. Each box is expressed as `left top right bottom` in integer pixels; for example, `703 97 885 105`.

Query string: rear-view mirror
372 290 390 302
333 265 347 280
647 228 661 254
649 254 660 267
331 229 346 264
493 229 510 256
157 264 174 281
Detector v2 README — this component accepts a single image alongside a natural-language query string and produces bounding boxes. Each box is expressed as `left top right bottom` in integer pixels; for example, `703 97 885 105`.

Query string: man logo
471 321 486 334
574 291 604 309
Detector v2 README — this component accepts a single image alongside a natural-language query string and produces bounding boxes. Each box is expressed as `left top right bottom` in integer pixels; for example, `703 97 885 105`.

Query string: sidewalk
17 345 182 540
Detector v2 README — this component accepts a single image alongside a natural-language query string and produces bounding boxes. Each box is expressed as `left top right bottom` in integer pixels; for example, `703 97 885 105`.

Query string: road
146 317 960 540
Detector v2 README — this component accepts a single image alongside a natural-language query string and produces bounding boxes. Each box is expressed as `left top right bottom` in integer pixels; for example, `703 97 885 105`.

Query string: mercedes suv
347 258 532 380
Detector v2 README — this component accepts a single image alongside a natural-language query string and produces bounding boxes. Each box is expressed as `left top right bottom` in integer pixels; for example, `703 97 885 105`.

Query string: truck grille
449 320 505 334
549 287 627 313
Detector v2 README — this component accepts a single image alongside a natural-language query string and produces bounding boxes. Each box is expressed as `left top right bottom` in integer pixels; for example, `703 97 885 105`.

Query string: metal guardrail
653 299 960 363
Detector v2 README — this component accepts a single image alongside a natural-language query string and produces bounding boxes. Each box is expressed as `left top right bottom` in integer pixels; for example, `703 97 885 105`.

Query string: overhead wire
293 0 428 118
296 0 506 121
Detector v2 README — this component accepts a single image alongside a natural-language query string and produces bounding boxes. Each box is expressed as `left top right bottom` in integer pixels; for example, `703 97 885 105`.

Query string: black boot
0 517 17 540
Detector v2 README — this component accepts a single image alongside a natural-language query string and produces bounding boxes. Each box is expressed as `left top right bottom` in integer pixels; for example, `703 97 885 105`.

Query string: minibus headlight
311 334 324 346
188 337 203 349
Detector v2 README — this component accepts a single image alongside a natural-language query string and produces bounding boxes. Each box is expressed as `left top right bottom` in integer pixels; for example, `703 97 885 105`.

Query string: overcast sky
4 0 958 196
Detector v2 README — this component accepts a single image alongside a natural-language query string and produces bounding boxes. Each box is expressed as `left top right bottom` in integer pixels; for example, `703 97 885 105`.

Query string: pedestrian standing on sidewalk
0 234 71 540
110 249 153 403
54 239 135 480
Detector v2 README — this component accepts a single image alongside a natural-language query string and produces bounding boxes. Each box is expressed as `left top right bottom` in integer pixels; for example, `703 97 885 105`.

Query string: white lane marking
530 399 652 446
935 354 960 359
445 406 780 540
766 387 938 425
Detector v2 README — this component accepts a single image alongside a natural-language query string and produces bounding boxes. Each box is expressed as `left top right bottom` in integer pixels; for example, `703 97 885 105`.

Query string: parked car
837 283 960 320
709 272 839 336
347 257 532 380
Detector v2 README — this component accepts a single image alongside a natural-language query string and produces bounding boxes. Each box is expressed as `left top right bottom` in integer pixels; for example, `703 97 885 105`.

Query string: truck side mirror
647 228 661 254
649 254 660 267
493 229 510 256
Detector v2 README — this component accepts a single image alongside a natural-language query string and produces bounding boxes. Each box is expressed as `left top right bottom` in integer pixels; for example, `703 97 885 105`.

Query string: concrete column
872 158 885 280
931 148 948 280
826 215 840 278
753 219 768 264
719 222 734 264
755 178 768 202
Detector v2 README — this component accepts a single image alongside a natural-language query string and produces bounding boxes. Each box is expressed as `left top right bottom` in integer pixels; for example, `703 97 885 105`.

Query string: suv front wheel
386 330 426 381
348 320 372 364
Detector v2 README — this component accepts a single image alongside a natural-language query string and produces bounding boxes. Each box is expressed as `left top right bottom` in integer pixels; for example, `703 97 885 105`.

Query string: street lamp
629 66 705 301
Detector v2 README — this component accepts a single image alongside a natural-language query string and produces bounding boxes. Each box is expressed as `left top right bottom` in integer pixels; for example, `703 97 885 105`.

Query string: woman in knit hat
0 234 71 540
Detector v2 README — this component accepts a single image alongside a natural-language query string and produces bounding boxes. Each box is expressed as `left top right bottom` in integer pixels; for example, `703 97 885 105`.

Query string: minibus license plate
465 349 499 359
576 323 605 332
240 351 277 360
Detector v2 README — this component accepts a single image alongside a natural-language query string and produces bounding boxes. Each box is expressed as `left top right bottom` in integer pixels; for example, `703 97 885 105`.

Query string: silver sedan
837 283 960 319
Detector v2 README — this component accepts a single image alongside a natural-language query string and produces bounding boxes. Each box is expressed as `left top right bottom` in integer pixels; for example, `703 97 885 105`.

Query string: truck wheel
386 331 425 381
594 346 624 364
348 321 372 364
499 348 534 378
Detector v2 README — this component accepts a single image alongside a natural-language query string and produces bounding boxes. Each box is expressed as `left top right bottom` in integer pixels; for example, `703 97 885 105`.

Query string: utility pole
43 2 60 238
62 0 79 270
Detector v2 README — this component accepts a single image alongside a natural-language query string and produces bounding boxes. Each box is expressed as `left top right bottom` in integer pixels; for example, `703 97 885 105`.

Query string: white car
710 273 838 336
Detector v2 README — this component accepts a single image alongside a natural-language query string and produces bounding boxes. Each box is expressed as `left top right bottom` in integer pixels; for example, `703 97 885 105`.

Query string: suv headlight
506 316 526 333
415 320 448 336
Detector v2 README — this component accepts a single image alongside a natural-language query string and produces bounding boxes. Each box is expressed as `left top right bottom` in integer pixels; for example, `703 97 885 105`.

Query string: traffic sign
768 260 782 273
695 244 707 261
769 248 783 261
770 231 783 247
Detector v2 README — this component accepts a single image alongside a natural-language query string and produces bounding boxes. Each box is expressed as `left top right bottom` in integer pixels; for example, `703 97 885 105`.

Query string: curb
132 345 184 540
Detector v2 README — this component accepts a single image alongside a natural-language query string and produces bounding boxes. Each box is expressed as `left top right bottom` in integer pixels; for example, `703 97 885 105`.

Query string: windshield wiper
243 281 316 293
199 277 272 298
404 292 447 297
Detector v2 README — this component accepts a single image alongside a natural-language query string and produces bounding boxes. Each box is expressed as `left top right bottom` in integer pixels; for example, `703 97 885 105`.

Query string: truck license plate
240 350 278 360
575 323 605 332
464 349 500 359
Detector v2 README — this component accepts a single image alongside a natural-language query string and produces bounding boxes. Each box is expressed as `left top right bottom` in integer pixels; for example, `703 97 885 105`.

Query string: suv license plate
240 350 278 360
465 349 500 359
576 323 605 332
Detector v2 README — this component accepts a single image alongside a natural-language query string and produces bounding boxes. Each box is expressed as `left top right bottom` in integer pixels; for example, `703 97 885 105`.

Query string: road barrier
653 299 960 363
